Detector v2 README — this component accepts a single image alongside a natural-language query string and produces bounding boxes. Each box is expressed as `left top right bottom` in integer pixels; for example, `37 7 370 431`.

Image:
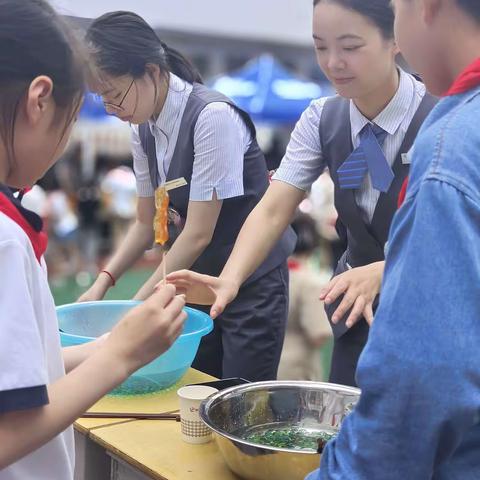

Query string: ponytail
86 11 203 84
162 43 203 84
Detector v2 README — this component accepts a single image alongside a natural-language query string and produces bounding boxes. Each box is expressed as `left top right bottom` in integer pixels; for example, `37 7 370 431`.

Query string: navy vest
320 92 437 269
319 92 437 337
139 83 296 283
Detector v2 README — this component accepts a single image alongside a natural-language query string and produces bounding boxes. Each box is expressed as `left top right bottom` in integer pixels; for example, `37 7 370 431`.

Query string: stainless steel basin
200 381 360 480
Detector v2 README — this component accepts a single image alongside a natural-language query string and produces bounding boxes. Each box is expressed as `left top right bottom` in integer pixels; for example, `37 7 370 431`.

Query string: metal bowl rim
199 380 360 455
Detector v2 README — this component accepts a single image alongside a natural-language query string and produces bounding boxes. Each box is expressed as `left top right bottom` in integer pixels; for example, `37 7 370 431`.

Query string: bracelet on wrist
100 270 116 287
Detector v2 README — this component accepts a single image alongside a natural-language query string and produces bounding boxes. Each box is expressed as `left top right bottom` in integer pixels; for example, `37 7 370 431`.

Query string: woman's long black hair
86 11 202 84
313 0 394 39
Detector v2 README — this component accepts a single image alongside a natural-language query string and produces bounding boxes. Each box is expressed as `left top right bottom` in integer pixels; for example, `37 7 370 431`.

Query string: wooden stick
162 249 167 286
80 412 180 421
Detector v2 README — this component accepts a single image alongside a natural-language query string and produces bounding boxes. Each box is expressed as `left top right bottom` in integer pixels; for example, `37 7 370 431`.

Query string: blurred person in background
277 212 332 381
45 189 80 281
310 171 344 271
75 178 102 281
100 165 137 250
20 185 48 218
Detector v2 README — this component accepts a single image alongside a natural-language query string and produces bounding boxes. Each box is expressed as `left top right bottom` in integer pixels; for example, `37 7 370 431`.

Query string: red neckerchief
444 57 480 96
288 258 302 271
0 191 48 264
398 58 480 208
398 177 409 208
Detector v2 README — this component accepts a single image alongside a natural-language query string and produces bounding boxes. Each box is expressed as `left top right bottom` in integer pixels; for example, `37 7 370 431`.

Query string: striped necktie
337 123 394 192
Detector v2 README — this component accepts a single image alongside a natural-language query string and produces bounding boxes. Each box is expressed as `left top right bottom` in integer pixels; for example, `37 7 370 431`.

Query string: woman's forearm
221 181 305 287
103 219 154 280
62 344 92 373
78 198 157 302
135 196 223 300
0 349 125 469
62 335 108 373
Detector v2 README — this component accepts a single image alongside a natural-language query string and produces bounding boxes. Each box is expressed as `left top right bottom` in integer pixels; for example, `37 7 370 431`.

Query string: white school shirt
131 73 252 201
0 190 74 480
273 68 426 222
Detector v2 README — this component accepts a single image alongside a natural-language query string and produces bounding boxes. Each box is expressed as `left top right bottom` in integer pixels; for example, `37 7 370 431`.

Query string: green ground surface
50 268 152 306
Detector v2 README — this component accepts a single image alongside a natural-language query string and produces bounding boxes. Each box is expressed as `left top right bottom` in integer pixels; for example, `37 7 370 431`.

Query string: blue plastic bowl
56 301 213 396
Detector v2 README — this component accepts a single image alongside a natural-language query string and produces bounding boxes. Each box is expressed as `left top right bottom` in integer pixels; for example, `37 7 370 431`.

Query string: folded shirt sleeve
190 102 250 201
273 98 327 191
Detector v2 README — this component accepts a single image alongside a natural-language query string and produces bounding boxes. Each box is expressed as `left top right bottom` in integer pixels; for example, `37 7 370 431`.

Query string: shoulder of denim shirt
405 86 480 205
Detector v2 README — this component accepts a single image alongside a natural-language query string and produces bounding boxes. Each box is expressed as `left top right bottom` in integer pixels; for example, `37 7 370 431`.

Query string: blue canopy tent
210 54 333 125
79 91 112 120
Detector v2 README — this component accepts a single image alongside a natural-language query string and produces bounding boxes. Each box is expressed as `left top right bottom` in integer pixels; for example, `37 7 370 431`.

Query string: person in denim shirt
307 0 480 478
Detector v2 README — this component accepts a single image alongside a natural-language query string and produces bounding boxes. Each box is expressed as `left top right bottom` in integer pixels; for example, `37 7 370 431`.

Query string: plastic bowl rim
56 300 213 343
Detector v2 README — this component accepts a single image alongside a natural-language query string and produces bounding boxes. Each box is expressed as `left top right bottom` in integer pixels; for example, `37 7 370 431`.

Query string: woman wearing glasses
78 11 296 382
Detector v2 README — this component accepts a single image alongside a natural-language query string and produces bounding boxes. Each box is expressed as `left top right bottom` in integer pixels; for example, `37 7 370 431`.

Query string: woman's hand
166 270 240 319
319 261 385 328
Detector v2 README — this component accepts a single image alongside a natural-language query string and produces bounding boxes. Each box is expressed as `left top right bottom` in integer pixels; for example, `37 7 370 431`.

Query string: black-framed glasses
103 79 135 112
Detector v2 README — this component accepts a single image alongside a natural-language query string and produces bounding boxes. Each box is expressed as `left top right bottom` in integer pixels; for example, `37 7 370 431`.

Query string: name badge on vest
401 147 414 165
164 177 188 192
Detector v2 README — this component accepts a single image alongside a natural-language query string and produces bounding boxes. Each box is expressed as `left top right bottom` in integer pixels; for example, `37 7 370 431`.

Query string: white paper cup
177 385 218 444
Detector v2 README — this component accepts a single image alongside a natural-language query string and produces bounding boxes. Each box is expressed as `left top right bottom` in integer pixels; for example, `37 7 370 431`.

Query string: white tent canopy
50 0 314 47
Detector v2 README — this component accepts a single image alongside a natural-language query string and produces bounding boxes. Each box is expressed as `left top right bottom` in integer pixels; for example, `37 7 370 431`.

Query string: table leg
109 454 156 480
74 428 111 480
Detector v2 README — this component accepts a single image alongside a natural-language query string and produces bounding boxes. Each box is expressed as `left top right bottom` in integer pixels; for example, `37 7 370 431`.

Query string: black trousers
328 319 370 387
191 263 289 381
324 253 377 387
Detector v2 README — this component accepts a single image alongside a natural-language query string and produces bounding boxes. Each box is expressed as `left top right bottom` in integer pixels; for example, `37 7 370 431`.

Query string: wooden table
91 417 240 480
74 369 240 480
